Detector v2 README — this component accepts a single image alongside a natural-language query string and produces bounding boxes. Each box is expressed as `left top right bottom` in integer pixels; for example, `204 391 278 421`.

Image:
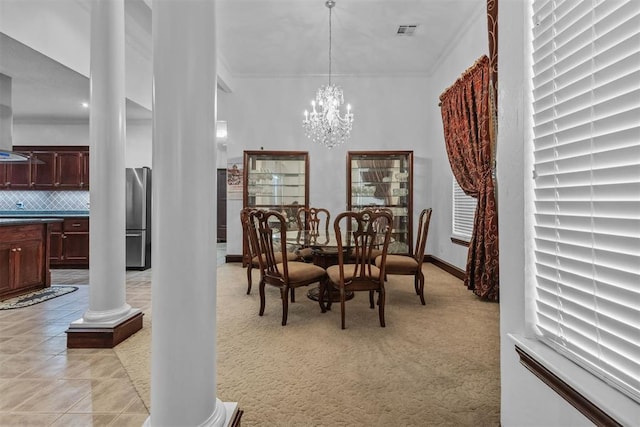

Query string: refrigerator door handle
126 233 143 237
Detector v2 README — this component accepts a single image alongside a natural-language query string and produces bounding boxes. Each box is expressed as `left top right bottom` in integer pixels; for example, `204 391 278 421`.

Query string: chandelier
303 0 354 149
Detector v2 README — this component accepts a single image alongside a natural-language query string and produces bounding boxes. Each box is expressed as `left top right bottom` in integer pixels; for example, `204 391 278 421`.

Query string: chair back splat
295 207 330 262
322 209 393 329
414 208 433 263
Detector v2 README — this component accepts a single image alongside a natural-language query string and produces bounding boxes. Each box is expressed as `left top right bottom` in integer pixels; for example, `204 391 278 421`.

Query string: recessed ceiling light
81 102 89 108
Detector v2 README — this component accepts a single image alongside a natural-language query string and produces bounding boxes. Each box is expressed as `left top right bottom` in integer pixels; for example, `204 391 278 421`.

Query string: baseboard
51 265 89 269
229 406 243 427
66 312 144 348
226 254 243 263
227 252 465 282
227 252 466 281
425 255 465 280
515 346 622 427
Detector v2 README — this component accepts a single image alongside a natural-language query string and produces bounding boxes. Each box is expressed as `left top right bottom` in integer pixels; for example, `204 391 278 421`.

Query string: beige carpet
114 263 500 426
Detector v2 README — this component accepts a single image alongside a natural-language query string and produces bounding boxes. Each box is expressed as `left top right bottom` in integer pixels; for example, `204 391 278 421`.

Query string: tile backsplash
0 191 90 211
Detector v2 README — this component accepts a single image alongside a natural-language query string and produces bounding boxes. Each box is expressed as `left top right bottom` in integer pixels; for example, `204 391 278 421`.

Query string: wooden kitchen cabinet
0 151 33 189
49 221 63 264
0 222 52 300
81 150 89 188
62 218 89 264
31 150 57 189
0 241 14 296
50 218 89 268
1 146 90 190
56 151 86 189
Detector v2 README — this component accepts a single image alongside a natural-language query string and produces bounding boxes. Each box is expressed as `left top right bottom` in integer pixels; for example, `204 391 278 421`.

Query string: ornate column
67 0 143 347
147 0 239 425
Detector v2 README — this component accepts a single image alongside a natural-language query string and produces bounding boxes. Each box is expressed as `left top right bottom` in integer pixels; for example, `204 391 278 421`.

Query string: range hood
0 73 30 162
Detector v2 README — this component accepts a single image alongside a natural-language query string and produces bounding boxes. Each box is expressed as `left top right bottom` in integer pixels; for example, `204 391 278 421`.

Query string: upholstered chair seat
326 264 382 284
374 208 432 305
380 254 419 272
276 262 327 283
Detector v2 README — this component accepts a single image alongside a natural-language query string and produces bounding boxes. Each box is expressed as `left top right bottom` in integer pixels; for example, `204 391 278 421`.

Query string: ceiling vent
396 25 418 36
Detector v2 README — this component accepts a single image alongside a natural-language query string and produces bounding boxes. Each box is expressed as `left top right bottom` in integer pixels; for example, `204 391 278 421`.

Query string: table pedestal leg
307 286 354 303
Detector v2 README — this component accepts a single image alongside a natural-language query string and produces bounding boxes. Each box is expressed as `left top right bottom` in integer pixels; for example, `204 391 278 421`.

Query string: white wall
219 75 432 256
0 0 91 79
13 120 153 168
11 4 488 269
424 5 487 270
0 0 152 110
498 1 575 424
218 77 434 254
124 120 152 167
14 122 89 146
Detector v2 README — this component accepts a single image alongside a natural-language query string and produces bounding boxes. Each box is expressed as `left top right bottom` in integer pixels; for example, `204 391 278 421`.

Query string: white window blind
452 178 477 241
531 0 640 402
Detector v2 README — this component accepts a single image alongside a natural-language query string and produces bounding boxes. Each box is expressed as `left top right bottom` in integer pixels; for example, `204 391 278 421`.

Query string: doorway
217 168 227 242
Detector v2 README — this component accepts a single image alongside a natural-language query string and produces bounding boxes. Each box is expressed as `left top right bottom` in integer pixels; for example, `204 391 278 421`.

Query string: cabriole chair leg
282 288 290 326
259 280 266 316
379 288 386 327
247 265 253 295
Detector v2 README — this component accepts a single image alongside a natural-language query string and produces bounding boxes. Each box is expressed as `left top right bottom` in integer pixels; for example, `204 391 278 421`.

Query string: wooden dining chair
375 208 432 305
241 207 297 295
249 210 327 326
320 209 393 329
295 207 330 262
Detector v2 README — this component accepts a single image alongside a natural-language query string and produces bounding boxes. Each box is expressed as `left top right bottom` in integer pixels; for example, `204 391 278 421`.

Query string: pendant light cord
328 6 332 86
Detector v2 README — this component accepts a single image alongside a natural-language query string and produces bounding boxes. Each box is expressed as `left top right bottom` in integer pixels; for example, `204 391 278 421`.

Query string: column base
66 311 143 348
142 402 242 427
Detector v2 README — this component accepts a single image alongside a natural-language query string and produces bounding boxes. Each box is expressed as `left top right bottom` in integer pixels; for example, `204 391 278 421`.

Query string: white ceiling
216 0 484 78
0 0 484 122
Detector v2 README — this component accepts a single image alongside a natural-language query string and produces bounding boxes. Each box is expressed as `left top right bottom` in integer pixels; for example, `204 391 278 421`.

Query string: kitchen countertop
0 211 89 218
0 217 64 226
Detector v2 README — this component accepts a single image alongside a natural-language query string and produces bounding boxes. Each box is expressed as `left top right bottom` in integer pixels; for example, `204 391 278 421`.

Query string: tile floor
0 244 227 426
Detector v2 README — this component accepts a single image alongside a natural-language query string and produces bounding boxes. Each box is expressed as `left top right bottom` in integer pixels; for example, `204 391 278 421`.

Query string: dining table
275 229 352 302
281 228 386 303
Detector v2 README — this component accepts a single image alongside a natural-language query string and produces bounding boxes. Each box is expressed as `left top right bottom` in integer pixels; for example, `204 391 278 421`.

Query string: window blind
531 0 640 401
452 178 477 241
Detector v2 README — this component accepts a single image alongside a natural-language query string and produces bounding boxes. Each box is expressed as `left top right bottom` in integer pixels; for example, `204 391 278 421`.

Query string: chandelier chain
328 6 332 85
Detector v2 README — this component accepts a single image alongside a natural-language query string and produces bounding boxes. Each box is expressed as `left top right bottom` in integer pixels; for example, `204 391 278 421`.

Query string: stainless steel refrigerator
126 167 151 270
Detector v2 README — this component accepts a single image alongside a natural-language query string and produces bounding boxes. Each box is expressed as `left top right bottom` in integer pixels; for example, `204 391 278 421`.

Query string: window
452 178 477 243
531 0 640 403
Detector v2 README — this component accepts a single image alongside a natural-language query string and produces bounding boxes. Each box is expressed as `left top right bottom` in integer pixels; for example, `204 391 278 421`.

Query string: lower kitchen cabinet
50 218 89 268
0 222 52 300
49 221 63 264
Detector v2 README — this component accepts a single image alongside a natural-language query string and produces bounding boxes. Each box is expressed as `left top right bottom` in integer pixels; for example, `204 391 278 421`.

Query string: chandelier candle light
303 0 354 149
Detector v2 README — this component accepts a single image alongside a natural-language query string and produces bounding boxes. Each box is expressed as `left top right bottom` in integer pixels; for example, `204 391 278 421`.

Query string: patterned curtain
439 55 499 301
487 0 498 175
487 0 498 100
